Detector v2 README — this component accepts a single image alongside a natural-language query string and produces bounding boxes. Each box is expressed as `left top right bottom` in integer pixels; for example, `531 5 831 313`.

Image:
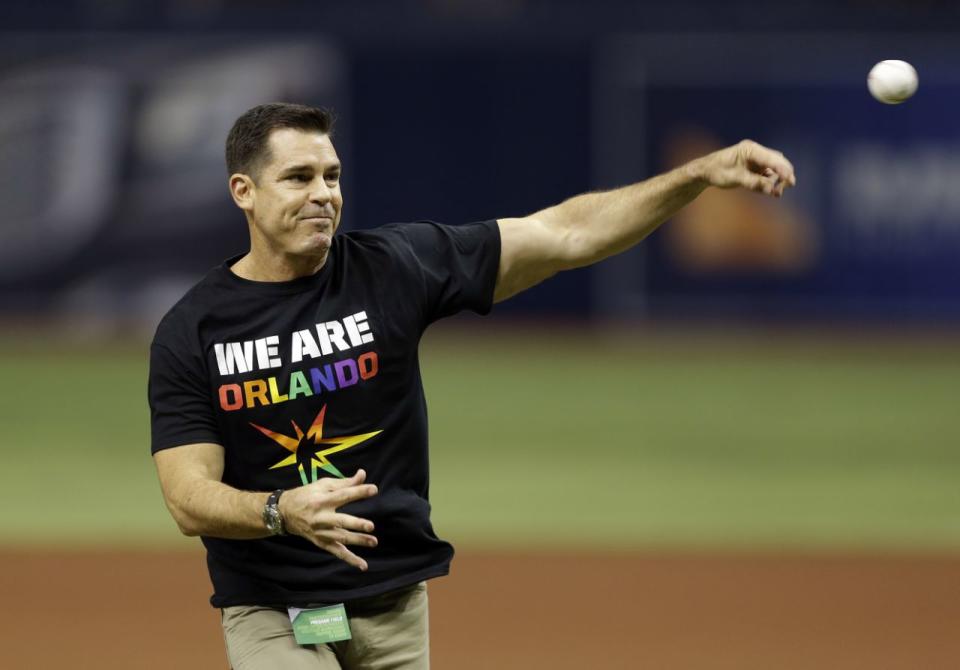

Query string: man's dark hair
225 103 335 179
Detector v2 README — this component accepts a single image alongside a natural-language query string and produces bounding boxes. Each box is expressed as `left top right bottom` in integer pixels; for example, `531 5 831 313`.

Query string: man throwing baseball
149 102 795 669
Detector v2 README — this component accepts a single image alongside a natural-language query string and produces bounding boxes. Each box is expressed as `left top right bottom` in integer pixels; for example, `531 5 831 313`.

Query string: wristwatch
263 489 286 536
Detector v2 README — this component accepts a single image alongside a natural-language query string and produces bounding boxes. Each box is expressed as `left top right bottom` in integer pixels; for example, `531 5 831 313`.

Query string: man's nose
309 179 333 204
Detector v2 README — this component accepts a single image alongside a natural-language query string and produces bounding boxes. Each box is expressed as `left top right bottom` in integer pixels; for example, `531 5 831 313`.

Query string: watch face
264 505 283 535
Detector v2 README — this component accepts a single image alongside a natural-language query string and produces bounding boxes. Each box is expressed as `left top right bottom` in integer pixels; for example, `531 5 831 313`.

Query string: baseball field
1 324 958 668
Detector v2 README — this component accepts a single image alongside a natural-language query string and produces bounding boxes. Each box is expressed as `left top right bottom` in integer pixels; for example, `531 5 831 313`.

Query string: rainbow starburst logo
250 405 382 485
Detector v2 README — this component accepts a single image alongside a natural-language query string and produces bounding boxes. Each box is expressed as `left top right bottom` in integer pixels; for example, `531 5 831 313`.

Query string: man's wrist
682 156 711 189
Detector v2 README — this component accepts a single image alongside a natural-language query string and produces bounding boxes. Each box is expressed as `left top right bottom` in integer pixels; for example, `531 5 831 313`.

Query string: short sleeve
148 342 221 453
398 220 501 324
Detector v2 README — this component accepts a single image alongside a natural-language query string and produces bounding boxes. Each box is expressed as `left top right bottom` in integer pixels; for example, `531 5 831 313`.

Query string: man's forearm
540 160 709 269
166 476 272 539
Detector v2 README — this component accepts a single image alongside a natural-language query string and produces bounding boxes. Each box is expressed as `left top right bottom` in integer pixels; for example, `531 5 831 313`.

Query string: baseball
867 60 918 104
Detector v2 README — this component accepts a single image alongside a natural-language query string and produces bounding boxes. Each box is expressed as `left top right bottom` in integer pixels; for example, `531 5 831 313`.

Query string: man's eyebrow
277 163 314 175
278 162 341 175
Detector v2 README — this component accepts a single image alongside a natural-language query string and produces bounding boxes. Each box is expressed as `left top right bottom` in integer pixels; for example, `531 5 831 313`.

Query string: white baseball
867 60 918 105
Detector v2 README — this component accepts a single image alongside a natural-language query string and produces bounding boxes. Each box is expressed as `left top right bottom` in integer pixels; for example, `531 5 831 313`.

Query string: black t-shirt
148 220 500 607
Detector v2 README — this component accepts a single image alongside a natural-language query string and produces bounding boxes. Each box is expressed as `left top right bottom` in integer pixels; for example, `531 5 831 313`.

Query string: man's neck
230 249 328 282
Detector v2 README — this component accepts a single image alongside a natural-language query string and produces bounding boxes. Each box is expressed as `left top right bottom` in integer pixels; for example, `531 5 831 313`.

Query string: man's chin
303 231 333 253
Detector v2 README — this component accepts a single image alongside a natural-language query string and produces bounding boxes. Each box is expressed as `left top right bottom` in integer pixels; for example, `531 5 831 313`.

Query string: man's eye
326 173 340 183
288 174 310 182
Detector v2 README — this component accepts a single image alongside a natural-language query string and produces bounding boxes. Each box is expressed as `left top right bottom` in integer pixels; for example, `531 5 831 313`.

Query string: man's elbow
162 495 203 537
176 520 202 537
171 510 202 537
557 226 604 270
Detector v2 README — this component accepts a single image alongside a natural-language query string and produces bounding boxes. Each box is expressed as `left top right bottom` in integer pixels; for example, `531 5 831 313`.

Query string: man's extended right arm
493 140 796 302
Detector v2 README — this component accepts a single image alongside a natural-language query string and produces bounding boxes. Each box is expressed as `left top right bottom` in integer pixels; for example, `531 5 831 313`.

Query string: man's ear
229 173 255 211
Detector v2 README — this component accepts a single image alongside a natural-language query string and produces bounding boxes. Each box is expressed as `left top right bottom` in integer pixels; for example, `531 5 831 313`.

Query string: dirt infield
1 549 958 669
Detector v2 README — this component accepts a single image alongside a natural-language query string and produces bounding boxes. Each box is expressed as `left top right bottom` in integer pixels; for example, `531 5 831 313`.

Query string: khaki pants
221 582 429 670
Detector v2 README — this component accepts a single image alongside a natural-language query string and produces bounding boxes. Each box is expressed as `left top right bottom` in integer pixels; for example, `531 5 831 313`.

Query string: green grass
423 327 960 550
1 327 958 550
0 343 187 546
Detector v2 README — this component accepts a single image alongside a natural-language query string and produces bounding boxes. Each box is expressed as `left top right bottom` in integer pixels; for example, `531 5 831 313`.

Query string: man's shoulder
337 221 418 248
333 222 428 269
150 263 228 350
338 220 497 255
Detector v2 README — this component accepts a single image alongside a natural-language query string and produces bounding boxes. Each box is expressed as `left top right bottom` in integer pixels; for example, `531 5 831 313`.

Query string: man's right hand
278 469 379 571
693 139 797 197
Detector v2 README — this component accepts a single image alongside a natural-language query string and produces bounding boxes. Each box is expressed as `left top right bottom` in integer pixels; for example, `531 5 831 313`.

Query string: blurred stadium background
1 1 959 668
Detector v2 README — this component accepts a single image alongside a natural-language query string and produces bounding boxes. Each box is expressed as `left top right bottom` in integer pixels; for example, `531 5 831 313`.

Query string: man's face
240 128 343 261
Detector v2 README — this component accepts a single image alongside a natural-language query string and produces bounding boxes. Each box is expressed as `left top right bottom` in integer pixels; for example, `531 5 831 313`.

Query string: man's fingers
743 162 788 196
762 168 788 197
331 484 378 507
335 513 376 533
744 172 771 194
322 541 369 571
313 525 378 547
742 141 797 189
328 529 378 548
323 469 367 491
773 159 796 186
763 152 795 186
309 471 377 506
775 153 797 186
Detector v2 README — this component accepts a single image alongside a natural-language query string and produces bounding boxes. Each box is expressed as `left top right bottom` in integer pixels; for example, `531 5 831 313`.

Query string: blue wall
2 3 958 322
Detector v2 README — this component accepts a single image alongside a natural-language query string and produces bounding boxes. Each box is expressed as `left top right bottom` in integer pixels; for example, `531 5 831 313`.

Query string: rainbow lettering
218 351 379 412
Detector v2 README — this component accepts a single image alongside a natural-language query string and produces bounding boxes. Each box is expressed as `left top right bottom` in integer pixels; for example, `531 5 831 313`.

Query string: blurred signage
0 36 349 325
594 34 960 319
